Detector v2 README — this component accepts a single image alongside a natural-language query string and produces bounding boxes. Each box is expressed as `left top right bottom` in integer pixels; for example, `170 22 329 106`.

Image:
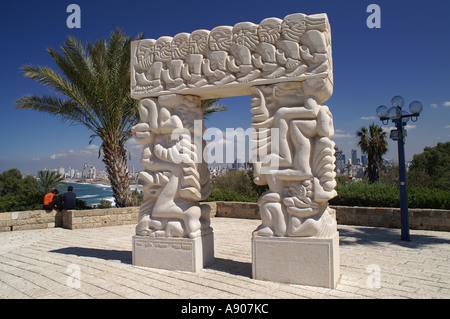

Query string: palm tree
201 98 227 119
15 29 142 207
38 170 65 193
356 123 388 183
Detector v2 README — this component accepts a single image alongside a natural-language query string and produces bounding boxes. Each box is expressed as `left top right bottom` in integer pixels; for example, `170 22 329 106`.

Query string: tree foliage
37 170 65 193
356 123 388 183
201 98 227 119
408 142 450 190
0 169 43 212
15 29 142 207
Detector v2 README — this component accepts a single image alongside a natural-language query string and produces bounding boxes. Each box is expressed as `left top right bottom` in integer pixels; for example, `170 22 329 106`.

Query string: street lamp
376 96 423 241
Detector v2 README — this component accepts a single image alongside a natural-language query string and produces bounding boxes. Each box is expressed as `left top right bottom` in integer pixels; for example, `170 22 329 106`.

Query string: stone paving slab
0 217 449 299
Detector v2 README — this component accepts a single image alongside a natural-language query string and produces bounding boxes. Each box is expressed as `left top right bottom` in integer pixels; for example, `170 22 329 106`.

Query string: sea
61 181 139 207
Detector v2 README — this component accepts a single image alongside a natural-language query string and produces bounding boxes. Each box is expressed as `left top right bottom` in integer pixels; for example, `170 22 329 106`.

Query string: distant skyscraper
361 154 367 166
351 149 358 166
334 148 345 173
82 164 96 179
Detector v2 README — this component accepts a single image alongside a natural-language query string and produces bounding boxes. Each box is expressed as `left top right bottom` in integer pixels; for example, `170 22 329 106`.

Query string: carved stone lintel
131 13 333 101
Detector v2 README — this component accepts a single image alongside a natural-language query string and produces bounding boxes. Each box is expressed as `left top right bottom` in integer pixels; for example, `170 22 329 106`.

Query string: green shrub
330 182 450 209
96 199 113 209
205 186 257 203
0 169 43 212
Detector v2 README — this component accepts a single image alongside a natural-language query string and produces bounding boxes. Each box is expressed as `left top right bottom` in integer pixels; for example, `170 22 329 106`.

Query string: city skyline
1 0 449 175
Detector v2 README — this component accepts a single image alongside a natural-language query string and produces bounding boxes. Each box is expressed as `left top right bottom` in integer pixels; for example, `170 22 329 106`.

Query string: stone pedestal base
252 233 340 289
132 232 214 272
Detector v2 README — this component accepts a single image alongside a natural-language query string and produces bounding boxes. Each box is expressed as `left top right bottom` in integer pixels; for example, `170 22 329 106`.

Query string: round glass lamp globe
388 106 401 120
409 101 423 114
376 105 388 118
391 96 405 108
402 111 410 123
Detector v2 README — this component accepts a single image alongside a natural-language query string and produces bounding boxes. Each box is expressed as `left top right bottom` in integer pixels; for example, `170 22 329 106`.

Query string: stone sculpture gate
130 13 340 288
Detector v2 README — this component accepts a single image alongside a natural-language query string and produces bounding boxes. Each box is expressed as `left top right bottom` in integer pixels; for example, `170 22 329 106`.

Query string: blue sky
0 0 449 175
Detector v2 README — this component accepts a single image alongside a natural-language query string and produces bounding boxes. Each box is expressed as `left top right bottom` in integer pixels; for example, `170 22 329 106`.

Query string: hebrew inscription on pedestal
131 12 339 287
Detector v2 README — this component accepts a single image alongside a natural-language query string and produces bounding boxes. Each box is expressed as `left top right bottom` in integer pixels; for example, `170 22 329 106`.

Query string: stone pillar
250 79 340 288
131 94 213 272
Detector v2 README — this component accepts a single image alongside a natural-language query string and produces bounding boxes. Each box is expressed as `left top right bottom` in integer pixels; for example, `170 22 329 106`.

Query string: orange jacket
43 192 55 205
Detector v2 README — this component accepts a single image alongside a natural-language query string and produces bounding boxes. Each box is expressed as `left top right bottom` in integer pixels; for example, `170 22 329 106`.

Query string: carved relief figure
133 39 162 92
147 36 173 93
185 30 210 88
253 17 286 79
230 22 261 83
250 82 337 238
278 13 308 77
164 32 190 90
131 95 211 238
203 26 236 85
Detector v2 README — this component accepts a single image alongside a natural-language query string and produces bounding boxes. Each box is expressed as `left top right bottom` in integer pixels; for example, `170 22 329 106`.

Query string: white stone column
131 94 213 272
250 80 340 288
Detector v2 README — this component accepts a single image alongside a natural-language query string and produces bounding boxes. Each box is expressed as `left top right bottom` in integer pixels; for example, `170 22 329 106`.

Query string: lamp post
376 96 423 241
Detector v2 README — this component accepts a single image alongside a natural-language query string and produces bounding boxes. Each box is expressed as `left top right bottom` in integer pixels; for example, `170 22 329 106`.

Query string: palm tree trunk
102 142 133 207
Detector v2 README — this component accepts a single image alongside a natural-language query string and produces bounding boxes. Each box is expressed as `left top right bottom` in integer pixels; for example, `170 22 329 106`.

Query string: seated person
43 189 62 211
62 186 77 210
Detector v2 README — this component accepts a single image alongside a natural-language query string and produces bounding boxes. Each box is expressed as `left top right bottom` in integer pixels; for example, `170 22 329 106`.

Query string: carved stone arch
131 12 339 289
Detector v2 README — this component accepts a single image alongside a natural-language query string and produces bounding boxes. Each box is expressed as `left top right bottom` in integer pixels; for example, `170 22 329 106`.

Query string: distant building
69 167 75 178
361 154 367 166
335 148 345 173
82 163 96 179
351 149 358 167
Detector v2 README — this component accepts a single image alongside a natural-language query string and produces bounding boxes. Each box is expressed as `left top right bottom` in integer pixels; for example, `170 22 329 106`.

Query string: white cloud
360 116 377 120
86 144 99 151
32 158 40 161
334 133 353 138
333 129 353 138
430 103 438 108
49 145 96 160
443 101 450 107
50 153 67 160
444 125 450 129
405 124 416 130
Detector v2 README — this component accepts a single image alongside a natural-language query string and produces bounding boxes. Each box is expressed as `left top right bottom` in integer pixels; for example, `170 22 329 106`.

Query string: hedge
205 182 450 210
204 186 258 203
329 183 450 210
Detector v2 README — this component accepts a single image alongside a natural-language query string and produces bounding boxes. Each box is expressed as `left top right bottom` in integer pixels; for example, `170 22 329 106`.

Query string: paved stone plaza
0 217 449 299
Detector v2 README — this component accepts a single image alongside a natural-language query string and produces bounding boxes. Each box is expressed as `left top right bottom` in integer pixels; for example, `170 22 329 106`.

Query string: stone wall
334 205 450 232
63 207 139 230
208 201 260 219
0 203 449 232
208 202 450 231
0 210 63 232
